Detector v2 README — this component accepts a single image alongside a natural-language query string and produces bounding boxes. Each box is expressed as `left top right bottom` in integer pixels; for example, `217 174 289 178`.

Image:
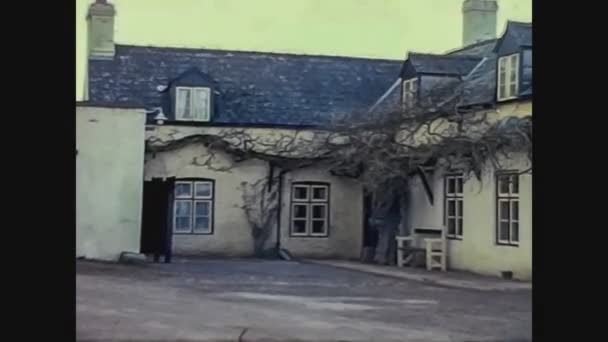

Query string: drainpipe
275 170 288 251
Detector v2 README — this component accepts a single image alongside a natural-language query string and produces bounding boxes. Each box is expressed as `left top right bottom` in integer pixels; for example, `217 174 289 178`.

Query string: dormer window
175 86 211 121
497 53 520 101
402 77 418 109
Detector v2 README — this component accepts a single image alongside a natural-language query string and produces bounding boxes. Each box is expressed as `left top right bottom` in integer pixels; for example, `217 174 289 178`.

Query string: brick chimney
86 0 116 59
462 0 498 46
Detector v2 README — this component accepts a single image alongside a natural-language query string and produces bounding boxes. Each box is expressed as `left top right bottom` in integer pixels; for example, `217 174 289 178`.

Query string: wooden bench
396 226 447 271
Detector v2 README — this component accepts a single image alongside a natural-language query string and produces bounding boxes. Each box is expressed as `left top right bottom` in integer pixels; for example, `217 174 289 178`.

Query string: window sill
289 234 329 238
173 231 214 235
497 95 519 102
175 118 211 122
447 236 463 241
496 242 519 247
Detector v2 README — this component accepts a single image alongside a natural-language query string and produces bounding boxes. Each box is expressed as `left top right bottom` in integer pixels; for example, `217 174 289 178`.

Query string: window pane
312 205 326 219
293 205 307 219
509 82 517 96
511 175 519 194
510 66 517 83
176 88 191 118
175 200 192 217
511 201 519 221
456 178 463 194
175 183 192 197
175 217 191 232
511 222 519 242
447 178 455 194
195 201 210 217
499 177 509 194
194 217 210 232
499 84 506 99
457 200 463 217
511 54 518 69
312 220 326 234
293 220 306 234
447 200 455 216
447 218 456 235
192 88 210 120
500 201 510 220
293 186 308 200
457 218 463 236
312 187 327 201
499 222 510 241
195 182 212 198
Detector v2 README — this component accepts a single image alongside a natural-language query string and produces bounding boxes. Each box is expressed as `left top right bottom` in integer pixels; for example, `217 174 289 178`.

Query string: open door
140 177 175 263
361 193 378 262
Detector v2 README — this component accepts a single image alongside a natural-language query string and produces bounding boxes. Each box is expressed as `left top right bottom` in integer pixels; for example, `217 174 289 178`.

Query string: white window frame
497 53 520 101
444 173 464 239
175 86 211 122
496 173 519 246
173 180 214 234
402 77 418 109
292 185 310 201
290 183 329 237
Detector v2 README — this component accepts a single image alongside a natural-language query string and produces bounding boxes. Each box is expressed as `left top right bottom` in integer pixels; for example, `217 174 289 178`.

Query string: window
496 173 519 246
521 49 532 91
402 77 418 109
444 174 464 239
173 180 214 234
497 53 520 101
175 86 211 121
290 183 329 237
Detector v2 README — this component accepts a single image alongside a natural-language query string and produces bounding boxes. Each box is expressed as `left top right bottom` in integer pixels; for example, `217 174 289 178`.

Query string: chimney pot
86 0 116 59
462 0 498 46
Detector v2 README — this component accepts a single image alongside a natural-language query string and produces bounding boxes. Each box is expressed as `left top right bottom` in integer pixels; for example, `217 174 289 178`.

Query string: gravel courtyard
76 258 531 342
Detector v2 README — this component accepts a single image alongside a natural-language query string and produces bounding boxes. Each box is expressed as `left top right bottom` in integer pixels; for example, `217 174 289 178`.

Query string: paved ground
76 258 531 342
305 260 532 292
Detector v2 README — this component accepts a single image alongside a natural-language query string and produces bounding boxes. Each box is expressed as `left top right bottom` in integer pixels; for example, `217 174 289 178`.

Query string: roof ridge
408 52 482 60
114 43 403 63
444 38 497 55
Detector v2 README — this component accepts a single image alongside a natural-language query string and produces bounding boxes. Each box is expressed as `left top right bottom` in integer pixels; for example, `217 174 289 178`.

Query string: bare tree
145 78 532 259
240 176 280 257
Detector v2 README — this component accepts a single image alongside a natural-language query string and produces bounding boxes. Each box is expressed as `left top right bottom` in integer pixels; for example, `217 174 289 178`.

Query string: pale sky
76 0 532 100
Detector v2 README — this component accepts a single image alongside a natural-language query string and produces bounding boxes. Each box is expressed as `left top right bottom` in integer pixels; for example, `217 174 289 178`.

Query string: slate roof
446 39 498 57
457 22 533 106
407 53 482 76
368 18 534 112
88 45 402 126
506 21 532 47
444 38 499 106
458 55 497 106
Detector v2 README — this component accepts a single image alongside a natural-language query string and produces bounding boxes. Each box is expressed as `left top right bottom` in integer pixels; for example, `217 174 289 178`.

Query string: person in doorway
371 179 405 265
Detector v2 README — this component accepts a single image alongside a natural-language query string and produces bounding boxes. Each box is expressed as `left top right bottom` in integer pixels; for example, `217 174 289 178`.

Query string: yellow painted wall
404 101 532 279
280 167 364 259
406 152 532 280
145 125 363 258
144 141 264 256
76 105 146 260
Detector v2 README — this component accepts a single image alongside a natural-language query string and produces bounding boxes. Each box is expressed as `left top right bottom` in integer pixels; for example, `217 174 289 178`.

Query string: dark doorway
140 177 175 263
361 193 378 262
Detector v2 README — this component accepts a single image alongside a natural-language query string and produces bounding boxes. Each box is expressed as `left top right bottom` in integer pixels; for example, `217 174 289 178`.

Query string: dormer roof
405 53 482 76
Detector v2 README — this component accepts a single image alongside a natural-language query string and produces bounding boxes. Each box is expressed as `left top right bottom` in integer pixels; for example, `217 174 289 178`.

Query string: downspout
275 170 287 251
